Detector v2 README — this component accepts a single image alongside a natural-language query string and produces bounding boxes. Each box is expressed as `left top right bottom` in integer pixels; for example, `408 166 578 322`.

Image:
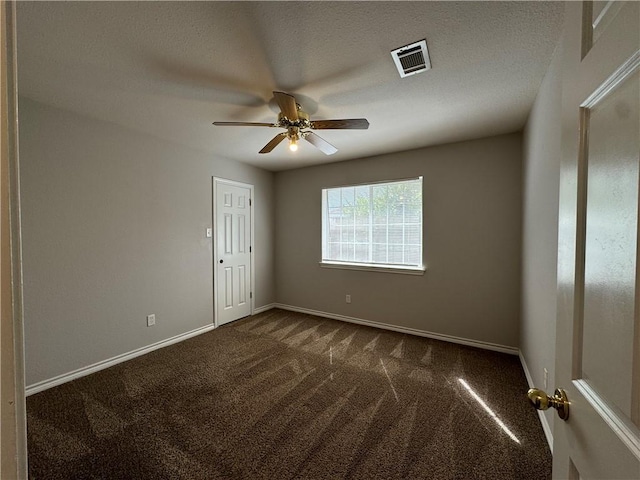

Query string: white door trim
212 177 255 328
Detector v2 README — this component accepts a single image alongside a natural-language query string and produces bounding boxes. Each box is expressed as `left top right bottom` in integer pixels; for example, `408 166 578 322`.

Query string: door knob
219 259 223 264
527 388 570 420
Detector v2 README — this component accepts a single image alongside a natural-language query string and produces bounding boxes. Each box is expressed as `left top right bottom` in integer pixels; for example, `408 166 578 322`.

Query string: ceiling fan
213 91 369 155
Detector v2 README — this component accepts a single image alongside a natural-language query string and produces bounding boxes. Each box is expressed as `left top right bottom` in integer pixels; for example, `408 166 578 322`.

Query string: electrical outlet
147 314 156 327
543 368 548 389
346 294 351 304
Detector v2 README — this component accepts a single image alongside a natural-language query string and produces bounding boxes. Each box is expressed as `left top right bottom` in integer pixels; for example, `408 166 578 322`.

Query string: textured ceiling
16 1 563 172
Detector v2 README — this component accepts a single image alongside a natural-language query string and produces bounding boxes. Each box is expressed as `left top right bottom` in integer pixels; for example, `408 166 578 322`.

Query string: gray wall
275 133 523 348
19 98 275 386
521 39 563 433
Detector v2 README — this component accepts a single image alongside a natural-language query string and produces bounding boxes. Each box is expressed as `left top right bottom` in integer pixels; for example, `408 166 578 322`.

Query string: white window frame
320 177 426 275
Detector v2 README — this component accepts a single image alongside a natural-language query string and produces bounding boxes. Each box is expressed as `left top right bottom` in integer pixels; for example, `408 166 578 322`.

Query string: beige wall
275 133 523 348
521 37 563 436
19 98 275 386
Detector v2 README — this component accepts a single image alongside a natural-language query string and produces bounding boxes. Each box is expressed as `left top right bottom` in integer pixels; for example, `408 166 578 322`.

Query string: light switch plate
206 228 212 238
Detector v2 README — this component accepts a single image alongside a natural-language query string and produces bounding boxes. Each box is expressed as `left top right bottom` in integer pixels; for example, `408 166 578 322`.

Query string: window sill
319 261 426 275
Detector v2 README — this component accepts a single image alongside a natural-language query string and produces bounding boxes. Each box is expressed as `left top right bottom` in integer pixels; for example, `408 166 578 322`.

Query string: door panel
238 214 246 253
215 179 252 326
224 267 233 308
238 265 246 305
555 1 640 479
582 64 639 422
224 214 232 253
589 1 626 52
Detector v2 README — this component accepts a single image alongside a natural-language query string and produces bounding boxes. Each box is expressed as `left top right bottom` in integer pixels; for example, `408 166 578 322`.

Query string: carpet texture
27 309 551 479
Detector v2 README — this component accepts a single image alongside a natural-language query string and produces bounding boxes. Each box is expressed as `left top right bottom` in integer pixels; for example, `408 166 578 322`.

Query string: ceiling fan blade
304 132 338 155
213 122 276 127
273 91 299 121
259 133 287 154
310 119 369 130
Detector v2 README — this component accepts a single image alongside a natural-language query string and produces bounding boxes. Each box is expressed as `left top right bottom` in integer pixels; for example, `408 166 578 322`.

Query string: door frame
1 1 28 477
0 2 28 478
212 177 255 328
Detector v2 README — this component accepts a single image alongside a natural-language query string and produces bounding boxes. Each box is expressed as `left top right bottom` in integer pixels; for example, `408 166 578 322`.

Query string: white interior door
554 1 640 478
214 178 253 326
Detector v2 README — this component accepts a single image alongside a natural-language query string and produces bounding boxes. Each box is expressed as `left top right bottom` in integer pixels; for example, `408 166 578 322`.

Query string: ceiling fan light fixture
287 126 300 152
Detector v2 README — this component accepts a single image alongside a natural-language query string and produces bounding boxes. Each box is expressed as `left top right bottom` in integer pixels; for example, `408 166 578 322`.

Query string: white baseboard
253 303 276 315
272 303 519 355
519 351 554 451
26 323 216 396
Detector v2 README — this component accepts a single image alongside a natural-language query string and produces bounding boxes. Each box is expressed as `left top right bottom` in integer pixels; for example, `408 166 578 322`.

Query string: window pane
405 245 421 265
329 207 342 225
355 226 369 243
341 228 354 243
405 205 421 223
328 242 340 259
388 245 404 264
372 243 387 263
341 187 355 207
355 186 370 224
405 225 421 244
354 244 369 262
388 225 403 245
372 185 388 224
342 208 354 224
342 244 355 262
389 203 404 224
372 225 387 243
328 190 341 208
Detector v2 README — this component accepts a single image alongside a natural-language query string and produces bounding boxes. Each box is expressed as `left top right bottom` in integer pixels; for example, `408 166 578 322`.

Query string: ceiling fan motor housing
278 109 310 129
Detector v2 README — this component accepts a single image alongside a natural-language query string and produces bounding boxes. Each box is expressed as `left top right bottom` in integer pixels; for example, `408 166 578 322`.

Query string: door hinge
249 198 252 206
250 292 253 299
250 246 252 253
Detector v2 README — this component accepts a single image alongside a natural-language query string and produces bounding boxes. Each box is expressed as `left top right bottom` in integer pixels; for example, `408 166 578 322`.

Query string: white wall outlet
206 228 212 238
543 367 549 389
346 294 351 304
147 314 156 327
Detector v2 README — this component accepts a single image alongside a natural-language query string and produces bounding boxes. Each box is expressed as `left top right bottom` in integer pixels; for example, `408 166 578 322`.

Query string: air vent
390 39 431 78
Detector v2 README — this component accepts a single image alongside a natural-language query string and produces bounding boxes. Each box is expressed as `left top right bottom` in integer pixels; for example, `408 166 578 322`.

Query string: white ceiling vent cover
391 39 431 78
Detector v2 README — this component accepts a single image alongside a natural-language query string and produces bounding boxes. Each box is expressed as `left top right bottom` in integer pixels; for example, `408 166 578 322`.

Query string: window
321 177 424 274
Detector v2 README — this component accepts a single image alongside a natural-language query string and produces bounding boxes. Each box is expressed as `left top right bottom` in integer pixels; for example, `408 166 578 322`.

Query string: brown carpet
26 309 551 479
